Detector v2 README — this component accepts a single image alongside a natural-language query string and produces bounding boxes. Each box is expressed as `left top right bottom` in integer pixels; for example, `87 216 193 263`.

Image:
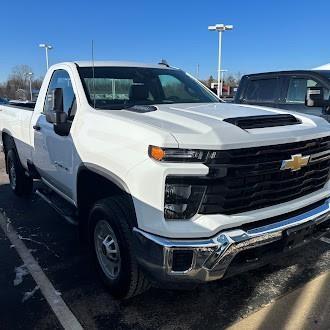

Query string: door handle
33 125 41 131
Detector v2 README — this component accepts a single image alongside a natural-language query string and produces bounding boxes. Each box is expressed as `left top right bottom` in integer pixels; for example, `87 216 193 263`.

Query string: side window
286 77 329 104
44 70 76 119
244 78 278 103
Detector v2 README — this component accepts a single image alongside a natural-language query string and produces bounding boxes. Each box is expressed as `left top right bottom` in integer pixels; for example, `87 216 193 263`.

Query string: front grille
199 136 330 215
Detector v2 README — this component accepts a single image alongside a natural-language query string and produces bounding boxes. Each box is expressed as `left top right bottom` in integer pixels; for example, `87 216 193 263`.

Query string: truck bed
0 104 35 168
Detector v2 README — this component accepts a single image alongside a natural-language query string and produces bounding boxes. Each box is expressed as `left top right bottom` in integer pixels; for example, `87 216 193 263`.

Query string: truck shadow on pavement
0 181 329 330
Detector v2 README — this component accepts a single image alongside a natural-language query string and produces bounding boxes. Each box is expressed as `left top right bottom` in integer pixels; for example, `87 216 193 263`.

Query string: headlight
149 145 209 162
164 183 206 219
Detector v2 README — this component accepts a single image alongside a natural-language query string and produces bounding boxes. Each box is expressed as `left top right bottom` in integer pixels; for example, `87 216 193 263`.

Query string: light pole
39 43 53 70
220 69 228 96
196 64 200 79
25 72 33 101
208 24 233 97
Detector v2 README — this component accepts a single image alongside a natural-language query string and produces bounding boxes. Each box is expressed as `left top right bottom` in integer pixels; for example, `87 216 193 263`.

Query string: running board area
36 188 78 226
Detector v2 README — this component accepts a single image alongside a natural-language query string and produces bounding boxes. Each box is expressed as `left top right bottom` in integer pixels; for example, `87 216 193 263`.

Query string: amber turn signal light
149 146 165 161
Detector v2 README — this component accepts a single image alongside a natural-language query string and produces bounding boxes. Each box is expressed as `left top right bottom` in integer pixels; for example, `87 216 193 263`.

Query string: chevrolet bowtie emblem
281 154 310 171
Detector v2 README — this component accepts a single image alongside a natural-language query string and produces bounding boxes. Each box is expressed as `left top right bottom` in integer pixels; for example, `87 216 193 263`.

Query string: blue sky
1 0 329 82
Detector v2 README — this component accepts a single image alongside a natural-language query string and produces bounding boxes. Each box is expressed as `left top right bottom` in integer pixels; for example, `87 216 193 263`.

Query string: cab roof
74 60 173 69
243 69 330 77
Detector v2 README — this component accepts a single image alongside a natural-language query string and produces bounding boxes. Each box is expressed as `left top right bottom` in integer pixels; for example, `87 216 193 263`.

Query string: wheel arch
76 163 138 228
1 131 16 172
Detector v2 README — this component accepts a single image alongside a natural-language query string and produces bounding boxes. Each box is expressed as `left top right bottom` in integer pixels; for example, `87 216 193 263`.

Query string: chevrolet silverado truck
1 61 330 299
234 69 330 120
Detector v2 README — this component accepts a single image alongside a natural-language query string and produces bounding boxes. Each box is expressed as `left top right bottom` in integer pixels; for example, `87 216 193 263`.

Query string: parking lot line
0 212 84 330
227 271 330 330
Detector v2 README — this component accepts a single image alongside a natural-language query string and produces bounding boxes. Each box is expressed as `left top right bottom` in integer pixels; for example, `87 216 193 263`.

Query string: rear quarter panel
0 105 34 168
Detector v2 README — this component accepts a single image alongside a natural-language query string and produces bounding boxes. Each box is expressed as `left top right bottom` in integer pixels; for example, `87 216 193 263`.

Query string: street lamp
39 43 53 70
25 72 33 101
208 24 233 97
220 69 228 97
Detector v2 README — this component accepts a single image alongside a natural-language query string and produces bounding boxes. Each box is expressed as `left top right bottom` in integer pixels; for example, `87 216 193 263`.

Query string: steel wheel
90 196 150 298
94 219 121 280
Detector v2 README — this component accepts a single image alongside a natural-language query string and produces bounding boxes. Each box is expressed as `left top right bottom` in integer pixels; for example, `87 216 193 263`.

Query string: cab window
44 70 76 119
286 78 319 104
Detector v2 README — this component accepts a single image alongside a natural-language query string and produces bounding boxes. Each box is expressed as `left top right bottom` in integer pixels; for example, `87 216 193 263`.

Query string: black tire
6 149 33 197
89 195 150 299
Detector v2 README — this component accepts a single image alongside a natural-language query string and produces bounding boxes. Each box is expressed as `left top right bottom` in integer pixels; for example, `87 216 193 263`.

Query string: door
279 76 330 121
33 69 77 199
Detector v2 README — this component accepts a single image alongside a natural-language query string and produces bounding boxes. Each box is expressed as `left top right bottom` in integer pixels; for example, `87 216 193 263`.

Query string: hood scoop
223 114 301 129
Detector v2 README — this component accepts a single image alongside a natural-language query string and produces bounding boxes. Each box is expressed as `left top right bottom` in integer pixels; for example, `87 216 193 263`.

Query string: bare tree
0 64 43 100
224 72 243 87
9 64 33 81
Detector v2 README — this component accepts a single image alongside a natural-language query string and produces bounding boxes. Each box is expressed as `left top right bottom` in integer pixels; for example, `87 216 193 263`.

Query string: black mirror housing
45 87 67 125
44 88 70 136
305 87 330 107
53 88 64 113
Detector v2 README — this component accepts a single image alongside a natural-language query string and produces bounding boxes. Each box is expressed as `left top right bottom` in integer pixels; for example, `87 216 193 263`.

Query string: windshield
78 66 219 109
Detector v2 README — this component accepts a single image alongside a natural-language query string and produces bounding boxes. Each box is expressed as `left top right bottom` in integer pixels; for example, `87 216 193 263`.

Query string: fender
78 162 131 195
1 129 14 149
76 163 138 228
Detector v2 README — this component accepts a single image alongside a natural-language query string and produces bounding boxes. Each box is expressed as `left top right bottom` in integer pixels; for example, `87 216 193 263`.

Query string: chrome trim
246 200 330 236
133 198 330 283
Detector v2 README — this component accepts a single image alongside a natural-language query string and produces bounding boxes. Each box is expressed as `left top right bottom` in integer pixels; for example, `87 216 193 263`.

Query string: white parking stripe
0 213 84 330
320 236 330 244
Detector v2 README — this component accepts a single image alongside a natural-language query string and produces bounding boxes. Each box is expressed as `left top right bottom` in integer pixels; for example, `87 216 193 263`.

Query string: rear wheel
89 196 150 299
7 149 33 197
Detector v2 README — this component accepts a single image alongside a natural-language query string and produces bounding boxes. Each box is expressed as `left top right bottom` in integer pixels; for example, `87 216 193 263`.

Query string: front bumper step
133 199 330 284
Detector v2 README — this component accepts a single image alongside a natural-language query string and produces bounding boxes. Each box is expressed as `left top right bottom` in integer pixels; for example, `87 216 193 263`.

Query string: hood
104 102 330 149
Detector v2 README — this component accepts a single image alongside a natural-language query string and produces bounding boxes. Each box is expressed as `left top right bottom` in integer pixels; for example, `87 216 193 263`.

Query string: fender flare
77 162 131 195
76 163 138 229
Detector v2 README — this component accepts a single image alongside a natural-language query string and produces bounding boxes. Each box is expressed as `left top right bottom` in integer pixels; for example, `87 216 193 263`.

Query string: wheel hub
101 235 119 262
94 220 121 280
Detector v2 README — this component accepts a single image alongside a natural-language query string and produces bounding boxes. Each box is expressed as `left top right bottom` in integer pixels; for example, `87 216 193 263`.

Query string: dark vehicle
0 98 8 105
8 100 36 109
235 70 330 121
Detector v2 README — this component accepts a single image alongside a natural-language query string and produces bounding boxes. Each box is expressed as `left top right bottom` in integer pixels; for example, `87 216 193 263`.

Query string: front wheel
89 196 150 299
7 149 33 197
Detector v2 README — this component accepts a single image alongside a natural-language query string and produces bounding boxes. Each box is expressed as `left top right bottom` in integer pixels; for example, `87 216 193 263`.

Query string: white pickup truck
1 61 330 298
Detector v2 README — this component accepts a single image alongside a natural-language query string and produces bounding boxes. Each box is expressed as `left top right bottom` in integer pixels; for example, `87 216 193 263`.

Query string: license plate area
283 221 315 250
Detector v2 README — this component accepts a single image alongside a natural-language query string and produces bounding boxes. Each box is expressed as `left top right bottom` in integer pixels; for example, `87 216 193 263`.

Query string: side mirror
305 87 330 107
45 88 70 136
46 88 67 124
53 87 64 113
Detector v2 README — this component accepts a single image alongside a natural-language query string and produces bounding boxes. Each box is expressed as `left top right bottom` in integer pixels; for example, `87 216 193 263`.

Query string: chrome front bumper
133 199 330 284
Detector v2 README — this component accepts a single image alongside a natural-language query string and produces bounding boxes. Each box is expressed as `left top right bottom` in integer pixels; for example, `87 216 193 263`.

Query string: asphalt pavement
0 153 329 330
